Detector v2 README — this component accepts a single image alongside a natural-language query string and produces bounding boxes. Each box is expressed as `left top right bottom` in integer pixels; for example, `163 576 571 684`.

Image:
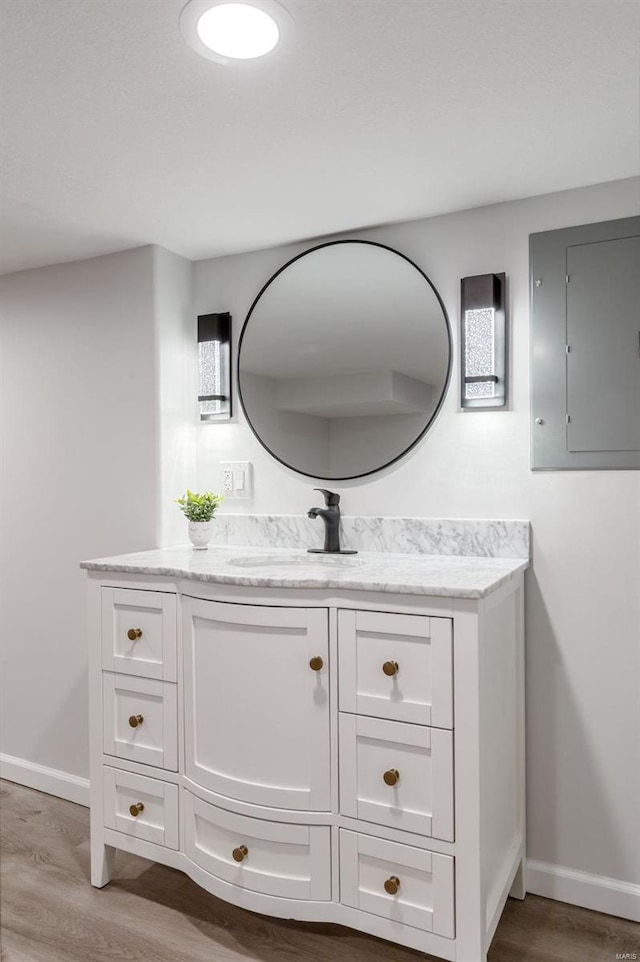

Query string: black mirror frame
237 239 453 481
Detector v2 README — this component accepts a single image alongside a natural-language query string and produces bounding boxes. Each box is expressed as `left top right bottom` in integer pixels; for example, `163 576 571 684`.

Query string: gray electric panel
530 216 640 470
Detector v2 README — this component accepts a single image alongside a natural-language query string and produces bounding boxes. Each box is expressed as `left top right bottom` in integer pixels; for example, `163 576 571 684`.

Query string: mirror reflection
238 241 451 479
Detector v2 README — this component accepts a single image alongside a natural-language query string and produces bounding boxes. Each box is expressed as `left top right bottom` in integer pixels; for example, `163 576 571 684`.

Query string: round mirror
238 240 452 480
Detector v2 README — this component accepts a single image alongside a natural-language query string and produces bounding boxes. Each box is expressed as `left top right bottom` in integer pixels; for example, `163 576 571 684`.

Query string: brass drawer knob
309 656 324 671
128 714 144 728
129 802 144 817
127 628 142 641
383 768 400 786
382 660 399 676
384 875 400 896
232 844 248 862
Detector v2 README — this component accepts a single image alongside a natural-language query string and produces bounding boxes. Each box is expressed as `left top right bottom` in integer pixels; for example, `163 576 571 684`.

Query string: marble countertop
81 544 528 599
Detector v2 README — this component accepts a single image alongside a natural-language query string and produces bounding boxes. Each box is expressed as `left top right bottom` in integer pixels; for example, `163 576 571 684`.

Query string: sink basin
228 553 364 569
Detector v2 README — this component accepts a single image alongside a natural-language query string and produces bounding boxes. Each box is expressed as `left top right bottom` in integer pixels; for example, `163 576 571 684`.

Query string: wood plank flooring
1 780 638 962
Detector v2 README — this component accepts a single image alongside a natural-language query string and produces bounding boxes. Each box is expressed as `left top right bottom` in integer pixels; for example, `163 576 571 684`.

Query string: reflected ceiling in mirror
238 240 452 479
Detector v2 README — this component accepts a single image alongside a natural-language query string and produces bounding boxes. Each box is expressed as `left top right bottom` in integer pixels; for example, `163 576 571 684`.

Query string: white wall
194 178 640 899
152 246 196 546
0 247 158 781
0 244 196 789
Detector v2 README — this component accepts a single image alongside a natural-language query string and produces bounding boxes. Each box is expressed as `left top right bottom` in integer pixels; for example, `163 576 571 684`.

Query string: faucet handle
313 488 340 506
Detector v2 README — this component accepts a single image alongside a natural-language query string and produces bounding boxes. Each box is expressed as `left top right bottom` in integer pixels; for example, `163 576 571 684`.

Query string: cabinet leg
509 857 526 900
91 842 115 888
456 941 487 962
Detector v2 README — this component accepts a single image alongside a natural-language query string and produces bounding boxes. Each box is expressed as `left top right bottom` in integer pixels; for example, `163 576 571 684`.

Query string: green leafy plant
175 490 224 523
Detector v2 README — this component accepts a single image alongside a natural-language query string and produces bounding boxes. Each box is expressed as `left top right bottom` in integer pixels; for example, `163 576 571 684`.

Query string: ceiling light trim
179 0 294 65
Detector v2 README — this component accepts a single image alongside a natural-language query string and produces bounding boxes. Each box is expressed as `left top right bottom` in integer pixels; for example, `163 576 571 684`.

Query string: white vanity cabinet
86 556 526 962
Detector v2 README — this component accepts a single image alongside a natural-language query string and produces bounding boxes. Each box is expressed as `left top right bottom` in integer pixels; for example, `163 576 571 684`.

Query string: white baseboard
527 858 640 922
0 753 89 807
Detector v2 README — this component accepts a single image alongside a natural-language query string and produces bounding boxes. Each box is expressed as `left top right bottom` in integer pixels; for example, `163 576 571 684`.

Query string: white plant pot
188 520 213 550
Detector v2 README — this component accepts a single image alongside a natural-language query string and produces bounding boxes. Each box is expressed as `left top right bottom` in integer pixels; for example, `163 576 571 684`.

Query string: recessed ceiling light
180 0 294 65
198 4 278 58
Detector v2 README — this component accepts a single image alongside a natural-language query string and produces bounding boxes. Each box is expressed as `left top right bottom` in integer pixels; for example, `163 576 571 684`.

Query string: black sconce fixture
460 273 507 409
198 311 231 421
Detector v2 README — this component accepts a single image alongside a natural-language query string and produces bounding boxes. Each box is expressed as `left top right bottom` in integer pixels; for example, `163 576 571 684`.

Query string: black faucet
307 489 357 555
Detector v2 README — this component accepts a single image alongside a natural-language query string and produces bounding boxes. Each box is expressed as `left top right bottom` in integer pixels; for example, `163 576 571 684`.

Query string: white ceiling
1 0 638 276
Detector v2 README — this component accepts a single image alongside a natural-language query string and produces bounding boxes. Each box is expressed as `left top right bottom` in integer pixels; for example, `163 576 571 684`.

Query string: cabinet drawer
339 714 454 841
339 830 454 938
183 790 331 901
102 588 177 681
103 766 179 849
103 673 177 771
338 610 452 728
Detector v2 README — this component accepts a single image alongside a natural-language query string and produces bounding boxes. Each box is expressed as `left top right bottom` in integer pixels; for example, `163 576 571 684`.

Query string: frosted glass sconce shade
460 273 507 409
198 312 231 421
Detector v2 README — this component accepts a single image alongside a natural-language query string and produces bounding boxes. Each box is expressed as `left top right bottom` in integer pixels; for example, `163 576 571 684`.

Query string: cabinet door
183 599 330 811
339 610 452 728
566 236 640 453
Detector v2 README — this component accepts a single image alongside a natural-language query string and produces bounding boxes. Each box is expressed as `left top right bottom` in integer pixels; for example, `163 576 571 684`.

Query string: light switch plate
220 461 253 500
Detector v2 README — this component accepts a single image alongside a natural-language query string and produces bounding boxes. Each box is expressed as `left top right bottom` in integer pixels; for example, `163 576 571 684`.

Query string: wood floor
1 781 637 962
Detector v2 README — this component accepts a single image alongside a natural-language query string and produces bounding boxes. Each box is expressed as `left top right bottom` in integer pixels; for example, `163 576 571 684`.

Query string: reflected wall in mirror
238 240 452 480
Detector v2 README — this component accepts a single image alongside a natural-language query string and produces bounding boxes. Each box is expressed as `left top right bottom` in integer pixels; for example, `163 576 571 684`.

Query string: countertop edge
80 557 529 600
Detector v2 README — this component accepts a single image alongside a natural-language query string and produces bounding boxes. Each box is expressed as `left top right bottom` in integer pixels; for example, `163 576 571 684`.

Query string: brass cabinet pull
128 714 144 728
232 844 249 862
127 628 142 641
382 660 399 676
129 802 144 817
309 656 324 671
383 768 400 786
384 875 400 895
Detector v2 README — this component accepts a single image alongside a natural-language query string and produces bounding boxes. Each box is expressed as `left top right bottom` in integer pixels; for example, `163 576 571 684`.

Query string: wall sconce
198 311 231 421
460 273 507 409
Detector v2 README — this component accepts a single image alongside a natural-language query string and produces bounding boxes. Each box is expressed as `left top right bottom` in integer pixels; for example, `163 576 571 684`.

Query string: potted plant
175 490 224 550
